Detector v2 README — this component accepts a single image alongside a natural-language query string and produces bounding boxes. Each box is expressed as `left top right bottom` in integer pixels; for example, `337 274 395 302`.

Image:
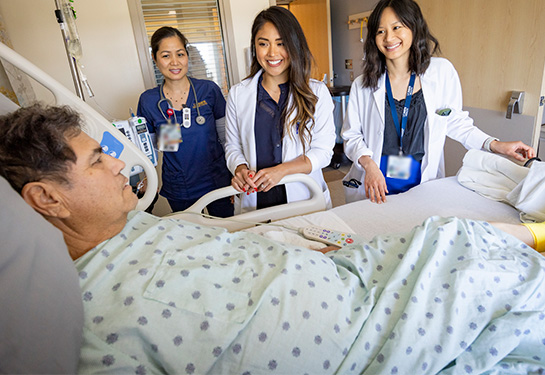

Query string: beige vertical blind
140 0 230 95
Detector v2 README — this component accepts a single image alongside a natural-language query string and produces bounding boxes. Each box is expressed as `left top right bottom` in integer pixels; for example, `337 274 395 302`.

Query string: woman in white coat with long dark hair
342 0 535 204
225 6 335 214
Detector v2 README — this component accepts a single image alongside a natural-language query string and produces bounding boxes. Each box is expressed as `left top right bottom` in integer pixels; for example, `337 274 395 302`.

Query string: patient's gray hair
0 103 82 193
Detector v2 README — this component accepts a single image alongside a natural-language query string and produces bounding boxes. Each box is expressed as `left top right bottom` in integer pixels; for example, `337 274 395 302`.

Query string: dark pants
167 196 234 218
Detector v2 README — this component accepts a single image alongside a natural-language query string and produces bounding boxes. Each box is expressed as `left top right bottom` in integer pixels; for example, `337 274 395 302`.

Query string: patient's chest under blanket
76 212 545 374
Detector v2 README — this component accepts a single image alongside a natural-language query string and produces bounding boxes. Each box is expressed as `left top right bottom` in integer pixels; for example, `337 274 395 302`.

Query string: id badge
158 122 181 152
386 154 412 179
182 107 191 128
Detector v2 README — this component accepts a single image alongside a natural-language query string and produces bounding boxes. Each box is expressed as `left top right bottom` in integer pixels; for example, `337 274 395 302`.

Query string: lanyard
385 71 416 153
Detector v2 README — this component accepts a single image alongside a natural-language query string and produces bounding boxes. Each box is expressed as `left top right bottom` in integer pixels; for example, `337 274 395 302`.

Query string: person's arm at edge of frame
491 222 545 255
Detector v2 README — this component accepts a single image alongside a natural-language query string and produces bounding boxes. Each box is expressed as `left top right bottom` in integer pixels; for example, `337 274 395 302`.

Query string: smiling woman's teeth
268 60 281 65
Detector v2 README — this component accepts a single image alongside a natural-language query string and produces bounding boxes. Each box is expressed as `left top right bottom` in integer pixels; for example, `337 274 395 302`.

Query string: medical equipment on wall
54 0 94 99
112 112 157 176
0 42 158 211
157 77 206 127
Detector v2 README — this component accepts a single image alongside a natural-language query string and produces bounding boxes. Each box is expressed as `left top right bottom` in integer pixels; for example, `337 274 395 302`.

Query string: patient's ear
21 182 70 219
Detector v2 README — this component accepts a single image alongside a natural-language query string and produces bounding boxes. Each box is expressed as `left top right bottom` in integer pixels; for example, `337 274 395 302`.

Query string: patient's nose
106 153 126 173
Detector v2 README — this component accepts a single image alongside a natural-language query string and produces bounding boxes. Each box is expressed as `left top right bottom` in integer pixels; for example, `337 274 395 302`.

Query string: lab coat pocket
143 247 254 323
428 113 448 142
343 167 365 204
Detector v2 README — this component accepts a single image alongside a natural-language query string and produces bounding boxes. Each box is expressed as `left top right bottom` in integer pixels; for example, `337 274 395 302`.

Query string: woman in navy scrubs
137 27 233 217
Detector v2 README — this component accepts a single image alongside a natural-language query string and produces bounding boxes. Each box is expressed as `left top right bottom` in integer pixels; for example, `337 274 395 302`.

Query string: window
128 0 230 96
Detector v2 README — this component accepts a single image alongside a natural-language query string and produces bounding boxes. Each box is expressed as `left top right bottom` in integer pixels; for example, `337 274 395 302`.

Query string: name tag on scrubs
386 154 412 180
159 123 181 152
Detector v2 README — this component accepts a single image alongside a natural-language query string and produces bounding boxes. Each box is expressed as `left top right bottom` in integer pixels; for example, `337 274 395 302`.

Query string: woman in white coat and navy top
342 0 535 204
225 6 335 214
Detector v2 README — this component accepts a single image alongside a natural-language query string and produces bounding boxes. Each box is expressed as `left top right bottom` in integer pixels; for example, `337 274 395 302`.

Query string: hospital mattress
248 177 521 243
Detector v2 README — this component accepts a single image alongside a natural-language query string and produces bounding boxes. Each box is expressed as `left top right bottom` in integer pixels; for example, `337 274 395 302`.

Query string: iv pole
54 0 85 100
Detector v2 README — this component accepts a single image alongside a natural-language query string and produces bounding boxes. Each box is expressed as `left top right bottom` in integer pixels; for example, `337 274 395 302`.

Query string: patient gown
75 212 545 374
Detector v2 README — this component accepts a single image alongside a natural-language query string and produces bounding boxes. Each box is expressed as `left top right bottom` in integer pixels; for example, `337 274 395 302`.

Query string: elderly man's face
58 131 138 224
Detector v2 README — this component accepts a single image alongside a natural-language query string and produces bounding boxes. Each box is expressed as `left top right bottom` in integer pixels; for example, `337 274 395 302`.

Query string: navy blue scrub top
254 76 289 209
137 78 231 202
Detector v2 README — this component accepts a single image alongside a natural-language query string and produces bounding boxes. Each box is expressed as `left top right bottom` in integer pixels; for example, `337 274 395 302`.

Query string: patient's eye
92 150 104 165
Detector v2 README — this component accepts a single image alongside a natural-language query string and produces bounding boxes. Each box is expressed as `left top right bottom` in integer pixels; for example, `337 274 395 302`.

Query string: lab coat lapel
373 74 386 125
420 73 439 128
238 71 262 171
420 70 445 180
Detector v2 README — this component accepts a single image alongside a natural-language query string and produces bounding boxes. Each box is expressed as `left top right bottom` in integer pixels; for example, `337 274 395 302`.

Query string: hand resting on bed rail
1 104 544 374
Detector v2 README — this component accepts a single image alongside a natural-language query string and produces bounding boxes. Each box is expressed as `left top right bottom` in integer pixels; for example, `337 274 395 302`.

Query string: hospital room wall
418 0 545 174
0 0 269 120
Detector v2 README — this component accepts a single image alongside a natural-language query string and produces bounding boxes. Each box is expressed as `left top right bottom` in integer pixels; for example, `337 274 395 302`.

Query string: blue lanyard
385 71 416 153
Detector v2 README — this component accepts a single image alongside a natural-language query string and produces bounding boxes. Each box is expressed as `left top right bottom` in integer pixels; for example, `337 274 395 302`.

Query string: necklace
164 90 187 104
163 80 190 105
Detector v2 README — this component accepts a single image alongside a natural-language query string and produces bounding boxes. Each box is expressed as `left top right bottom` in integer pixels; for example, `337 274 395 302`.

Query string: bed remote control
300 226 362 247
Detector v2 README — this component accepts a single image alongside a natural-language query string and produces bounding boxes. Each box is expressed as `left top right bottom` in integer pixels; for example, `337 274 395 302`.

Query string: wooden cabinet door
286 0 333 86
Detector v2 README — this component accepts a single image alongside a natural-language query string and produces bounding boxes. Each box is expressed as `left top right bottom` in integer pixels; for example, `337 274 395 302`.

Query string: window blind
139 0 230 95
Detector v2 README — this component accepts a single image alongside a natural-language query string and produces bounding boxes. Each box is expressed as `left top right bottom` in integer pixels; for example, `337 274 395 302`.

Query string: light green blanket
76 212 545 374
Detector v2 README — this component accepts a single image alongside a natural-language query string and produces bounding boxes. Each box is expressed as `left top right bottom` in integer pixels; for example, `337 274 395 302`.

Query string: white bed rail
168 173 327 231
0 42 157 211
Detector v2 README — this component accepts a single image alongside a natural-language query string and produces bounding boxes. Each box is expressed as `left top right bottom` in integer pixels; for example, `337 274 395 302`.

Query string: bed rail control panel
300 226 363 247
113 116 157 175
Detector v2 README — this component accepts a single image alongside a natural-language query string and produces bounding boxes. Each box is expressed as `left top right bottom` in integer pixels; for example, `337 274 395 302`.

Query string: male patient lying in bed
1 104 544 374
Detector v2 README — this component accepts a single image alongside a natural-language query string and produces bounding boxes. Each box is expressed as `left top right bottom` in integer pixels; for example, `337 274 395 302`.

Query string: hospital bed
170 174 523 251
1 42 544 374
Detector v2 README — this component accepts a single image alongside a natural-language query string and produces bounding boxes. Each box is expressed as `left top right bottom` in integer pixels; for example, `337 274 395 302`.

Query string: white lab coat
225 70 336 213
342 57 490 203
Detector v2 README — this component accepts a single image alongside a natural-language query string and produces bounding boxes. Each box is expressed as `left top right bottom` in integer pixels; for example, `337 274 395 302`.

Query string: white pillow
0 176 84 374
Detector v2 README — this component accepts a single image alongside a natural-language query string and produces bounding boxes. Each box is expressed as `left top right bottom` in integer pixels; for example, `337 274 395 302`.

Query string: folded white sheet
456 149 528 201
506 161 545 222
457 150 545 222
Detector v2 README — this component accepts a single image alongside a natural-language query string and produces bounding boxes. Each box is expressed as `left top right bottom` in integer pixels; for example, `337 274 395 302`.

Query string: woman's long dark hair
362 0 440 89
248 6 317 154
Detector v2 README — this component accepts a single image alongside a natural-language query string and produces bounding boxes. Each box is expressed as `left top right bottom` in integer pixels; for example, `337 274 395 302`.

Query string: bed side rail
167 173 327 231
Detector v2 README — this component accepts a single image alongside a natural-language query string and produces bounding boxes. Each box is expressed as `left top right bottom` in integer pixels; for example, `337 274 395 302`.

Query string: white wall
0 0 269 120
221 0 269 83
